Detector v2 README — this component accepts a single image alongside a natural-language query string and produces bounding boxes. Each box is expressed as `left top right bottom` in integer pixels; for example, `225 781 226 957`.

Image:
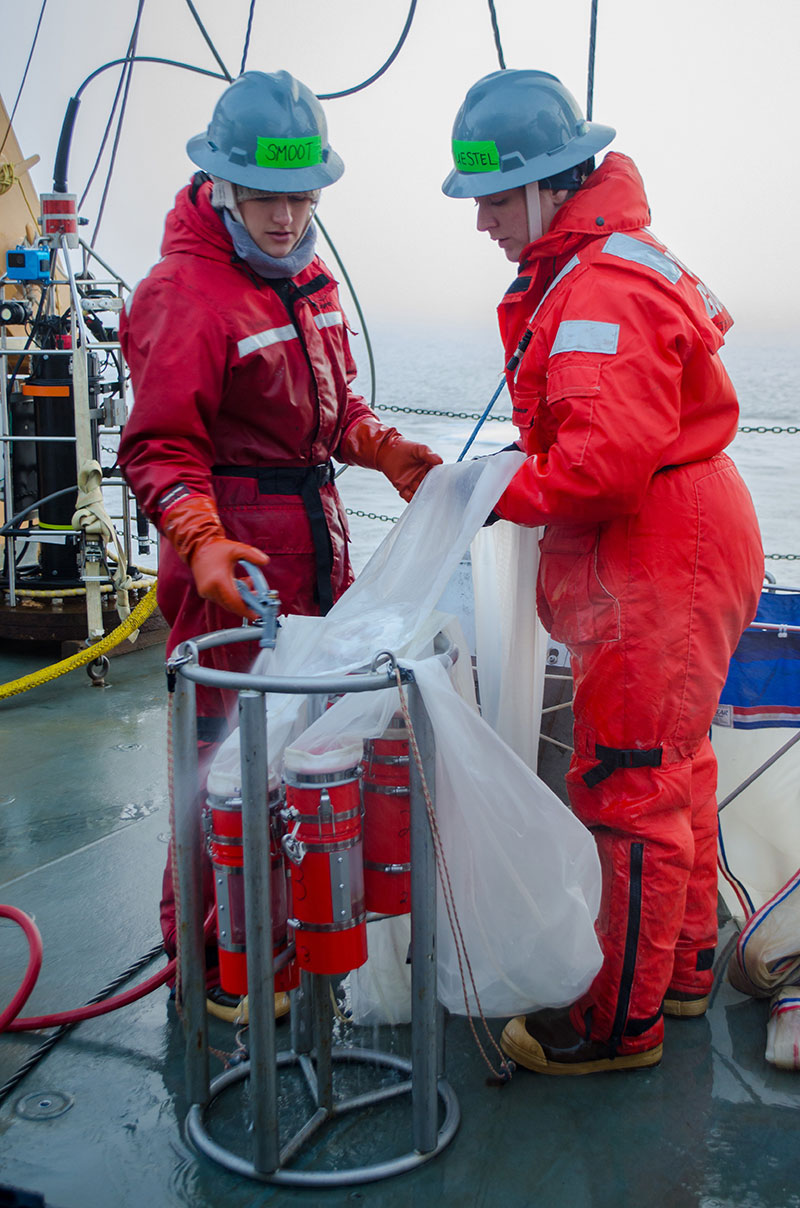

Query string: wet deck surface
1 640 799 1208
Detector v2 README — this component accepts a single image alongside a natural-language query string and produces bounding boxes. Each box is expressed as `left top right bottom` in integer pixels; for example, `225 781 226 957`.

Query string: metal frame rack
0 235 143 642
169 625 461 1187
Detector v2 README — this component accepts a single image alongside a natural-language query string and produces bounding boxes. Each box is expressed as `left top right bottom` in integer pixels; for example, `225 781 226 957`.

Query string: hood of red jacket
519 152 651 269
160 179 232 263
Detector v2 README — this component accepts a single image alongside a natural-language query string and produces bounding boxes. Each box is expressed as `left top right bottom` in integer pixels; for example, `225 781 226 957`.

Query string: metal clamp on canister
235 560 281 648
281 819 307 866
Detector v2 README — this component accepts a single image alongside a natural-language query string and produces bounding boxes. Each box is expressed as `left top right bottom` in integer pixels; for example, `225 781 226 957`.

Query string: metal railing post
239 689 280 1173
0 340 17 606
291 970 314 1055
312 974 334 1111
171 661 209 1105
407 677 438 1154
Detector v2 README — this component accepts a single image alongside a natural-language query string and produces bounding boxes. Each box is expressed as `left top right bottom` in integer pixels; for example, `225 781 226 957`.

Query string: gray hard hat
442 69 615 199
187 70 344 191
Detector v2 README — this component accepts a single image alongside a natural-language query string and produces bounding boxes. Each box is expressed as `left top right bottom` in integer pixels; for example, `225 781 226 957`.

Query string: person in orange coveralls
442 69 763 1073
118 70 441 976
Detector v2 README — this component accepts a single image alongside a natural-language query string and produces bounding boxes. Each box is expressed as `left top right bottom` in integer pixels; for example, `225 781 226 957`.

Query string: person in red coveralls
118 70 441 985
442 69 763 1073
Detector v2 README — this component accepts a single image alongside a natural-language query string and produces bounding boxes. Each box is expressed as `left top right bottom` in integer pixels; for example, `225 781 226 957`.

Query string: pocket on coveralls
537 523 621 645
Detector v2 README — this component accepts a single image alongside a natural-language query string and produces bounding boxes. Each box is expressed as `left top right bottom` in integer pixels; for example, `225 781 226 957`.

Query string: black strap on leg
582 744 663 788
212 462 336 615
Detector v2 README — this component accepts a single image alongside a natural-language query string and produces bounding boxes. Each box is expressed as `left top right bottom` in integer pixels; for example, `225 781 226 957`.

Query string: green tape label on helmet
452 139 500 172
256 135 323 168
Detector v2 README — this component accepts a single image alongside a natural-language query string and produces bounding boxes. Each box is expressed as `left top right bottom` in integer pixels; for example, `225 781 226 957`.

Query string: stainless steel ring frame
186 1050 461 1186
169 624 460 1186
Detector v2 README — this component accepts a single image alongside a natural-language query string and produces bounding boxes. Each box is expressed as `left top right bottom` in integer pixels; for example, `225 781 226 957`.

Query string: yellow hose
0 584 160 700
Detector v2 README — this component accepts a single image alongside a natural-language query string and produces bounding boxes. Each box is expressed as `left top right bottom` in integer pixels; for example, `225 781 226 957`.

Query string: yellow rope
10 585 113 599
9 578 155 600
0 158 42 230
0 584 159 700
0 162 15 195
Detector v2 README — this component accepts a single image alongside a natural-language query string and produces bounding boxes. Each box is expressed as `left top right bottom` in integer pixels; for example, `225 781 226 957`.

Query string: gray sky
2 0 799 337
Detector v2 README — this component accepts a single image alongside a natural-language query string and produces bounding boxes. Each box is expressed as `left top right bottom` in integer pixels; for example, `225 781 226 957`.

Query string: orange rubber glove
339 415 442 502
161 494 269 620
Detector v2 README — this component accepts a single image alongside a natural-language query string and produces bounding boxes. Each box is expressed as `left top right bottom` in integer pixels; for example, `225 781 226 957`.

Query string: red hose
4 960 176 1031
0 904 216 1032
0 905 44 1031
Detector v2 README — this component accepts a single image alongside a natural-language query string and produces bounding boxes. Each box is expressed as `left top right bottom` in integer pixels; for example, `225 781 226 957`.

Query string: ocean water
341 321 800 590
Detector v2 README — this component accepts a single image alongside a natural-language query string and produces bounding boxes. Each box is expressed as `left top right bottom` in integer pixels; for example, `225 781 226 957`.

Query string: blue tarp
716 591 800 729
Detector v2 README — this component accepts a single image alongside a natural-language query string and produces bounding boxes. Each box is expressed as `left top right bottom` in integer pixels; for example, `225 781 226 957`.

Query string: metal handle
235 560 281 649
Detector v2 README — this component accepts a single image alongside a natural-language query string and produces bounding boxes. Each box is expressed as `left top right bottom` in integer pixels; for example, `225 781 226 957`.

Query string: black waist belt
583 744 663 788
212 462 335 615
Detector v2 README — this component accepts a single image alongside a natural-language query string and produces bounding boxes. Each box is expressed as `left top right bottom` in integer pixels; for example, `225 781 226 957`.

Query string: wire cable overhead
487 0 506 69
0 0 48 159
240 0 256 76
587 0 599 119
184 0 234 81
318 0 418 99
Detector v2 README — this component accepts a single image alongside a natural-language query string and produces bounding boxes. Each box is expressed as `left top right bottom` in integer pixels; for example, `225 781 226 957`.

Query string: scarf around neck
222 209 318 279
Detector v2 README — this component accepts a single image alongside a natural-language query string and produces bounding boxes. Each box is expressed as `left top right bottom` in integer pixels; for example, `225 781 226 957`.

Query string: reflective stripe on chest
238 324 297 358
237 310 343 359
313 310 342 330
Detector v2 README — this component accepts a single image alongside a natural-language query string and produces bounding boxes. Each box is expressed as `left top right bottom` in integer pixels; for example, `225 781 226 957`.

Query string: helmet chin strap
300 200 319 245
210 177 244 223
525 181 543 243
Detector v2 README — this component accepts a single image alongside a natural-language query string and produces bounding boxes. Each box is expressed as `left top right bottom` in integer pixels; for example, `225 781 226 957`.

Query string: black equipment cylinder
21 352 98 584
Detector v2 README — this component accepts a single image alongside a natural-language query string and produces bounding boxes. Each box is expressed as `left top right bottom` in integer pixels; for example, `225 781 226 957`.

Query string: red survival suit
118 178 376 955
493 154 763 1054
118 178 375 722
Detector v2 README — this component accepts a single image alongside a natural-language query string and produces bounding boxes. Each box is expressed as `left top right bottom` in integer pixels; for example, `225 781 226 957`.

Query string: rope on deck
0 583 158 700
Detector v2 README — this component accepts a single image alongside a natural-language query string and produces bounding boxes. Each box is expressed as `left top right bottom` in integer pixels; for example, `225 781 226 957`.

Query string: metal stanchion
291 971 314 1057
239 689 279 1174
312 974 333 1112
407 678 439 1154
171 649 209 1106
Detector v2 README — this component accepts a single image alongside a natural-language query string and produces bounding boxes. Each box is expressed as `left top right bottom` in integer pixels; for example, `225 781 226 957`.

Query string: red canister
207 775 298 995
283 742 367 975
362 716 412 914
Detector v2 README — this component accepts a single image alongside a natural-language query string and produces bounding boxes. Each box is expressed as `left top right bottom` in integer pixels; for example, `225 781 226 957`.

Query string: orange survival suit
493 153 763 1054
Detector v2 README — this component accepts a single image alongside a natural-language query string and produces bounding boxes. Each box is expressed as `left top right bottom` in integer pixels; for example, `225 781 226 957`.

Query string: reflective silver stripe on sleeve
550 319 620 357
313 310 342 330
601 232 682 283
237 324 298 358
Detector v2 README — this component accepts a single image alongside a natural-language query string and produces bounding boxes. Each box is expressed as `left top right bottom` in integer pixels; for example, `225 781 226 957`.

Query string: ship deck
1 638 797 1208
